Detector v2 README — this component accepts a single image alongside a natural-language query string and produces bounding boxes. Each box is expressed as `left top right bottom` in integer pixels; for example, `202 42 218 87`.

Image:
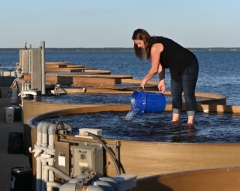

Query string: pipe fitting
36 121 48 147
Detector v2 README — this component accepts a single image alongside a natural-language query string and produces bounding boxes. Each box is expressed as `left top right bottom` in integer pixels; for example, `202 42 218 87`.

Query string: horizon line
0 47 240 49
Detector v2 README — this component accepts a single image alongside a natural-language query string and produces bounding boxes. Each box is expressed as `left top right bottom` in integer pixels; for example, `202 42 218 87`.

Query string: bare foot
171 120 180 124
186 122 194 127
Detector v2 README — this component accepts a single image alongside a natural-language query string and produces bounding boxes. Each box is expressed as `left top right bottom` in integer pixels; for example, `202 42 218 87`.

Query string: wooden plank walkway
0 87 30 191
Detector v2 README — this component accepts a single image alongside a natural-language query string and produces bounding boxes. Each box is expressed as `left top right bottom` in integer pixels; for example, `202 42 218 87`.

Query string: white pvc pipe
42 123 51 148
21 83 25 92
43 166 48 191
69 178 84 183
44 172 48 191
59 183 76 191
36 157 42 191
48 123 56 150
42 159 47 191
43 165 71 181
43 159 56 191
22 89 38 96
36 122 43 147
46 158 54 182
36 122 50 191
37 122 48 147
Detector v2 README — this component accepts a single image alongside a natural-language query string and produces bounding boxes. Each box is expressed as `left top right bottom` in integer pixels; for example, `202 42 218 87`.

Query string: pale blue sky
1 0 240 48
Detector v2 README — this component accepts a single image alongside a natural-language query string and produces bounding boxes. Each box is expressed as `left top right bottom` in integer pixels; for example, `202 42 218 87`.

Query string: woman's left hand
158 81 166 93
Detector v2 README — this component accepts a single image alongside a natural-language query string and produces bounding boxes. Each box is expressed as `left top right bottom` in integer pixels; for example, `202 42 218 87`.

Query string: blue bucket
130 91 166 114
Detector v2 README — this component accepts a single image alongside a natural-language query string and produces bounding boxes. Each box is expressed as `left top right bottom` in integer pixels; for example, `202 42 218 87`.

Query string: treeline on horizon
0 47 239 52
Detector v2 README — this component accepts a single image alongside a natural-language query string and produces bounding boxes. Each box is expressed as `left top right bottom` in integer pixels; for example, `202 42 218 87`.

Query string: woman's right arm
141 43 163 89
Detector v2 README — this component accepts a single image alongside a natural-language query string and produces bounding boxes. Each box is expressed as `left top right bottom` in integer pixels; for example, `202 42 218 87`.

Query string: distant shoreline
0 47 239 52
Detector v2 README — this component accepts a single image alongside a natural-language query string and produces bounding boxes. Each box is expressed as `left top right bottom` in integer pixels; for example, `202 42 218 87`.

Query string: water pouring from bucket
125 90 166 120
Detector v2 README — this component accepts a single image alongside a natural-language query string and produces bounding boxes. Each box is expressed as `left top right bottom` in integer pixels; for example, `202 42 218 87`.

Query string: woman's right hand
141 78 147 89
158 80 165 93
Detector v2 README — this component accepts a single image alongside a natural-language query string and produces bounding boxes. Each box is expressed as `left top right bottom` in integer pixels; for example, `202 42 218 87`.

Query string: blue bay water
0 50 239 105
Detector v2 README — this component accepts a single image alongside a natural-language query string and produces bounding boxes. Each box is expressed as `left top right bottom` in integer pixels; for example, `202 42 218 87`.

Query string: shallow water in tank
41 93 208 104
42 93 133 104
35 111 240 143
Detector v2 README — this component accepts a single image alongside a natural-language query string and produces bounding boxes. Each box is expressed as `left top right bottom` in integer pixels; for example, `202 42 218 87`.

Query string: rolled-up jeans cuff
187 111 196 116
172 108 181 114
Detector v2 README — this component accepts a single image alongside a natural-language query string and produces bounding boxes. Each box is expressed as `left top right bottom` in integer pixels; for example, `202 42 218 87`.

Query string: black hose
86 132 120 175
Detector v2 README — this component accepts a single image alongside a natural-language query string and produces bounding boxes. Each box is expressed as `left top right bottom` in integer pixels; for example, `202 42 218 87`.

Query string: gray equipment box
72 145 104 177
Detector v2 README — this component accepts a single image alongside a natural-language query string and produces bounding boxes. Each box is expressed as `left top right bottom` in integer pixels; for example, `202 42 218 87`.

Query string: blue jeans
171 59 199 116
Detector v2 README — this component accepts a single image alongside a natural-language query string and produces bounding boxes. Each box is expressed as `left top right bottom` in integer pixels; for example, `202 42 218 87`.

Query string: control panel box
71 145 104 177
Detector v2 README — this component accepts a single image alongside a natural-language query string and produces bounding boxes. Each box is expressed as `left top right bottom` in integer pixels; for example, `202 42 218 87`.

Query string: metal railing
0 65 16 77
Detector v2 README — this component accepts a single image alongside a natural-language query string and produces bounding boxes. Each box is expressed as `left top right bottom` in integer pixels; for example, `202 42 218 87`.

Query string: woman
132 28 199 125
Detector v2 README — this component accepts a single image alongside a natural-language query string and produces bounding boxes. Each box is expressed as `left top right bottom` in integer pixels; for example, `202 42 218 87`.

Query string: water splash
125 98 140 120
125 108 140 121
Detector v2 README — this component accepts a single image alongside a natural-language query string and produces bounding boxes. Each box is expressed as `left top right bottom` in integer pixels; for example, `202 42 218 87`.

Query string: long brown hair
132 28 152 60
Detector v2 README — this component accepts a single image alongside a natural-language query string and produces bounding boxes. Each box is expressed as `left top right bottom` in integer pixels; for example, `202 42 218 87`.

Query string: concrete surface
0 86 30 191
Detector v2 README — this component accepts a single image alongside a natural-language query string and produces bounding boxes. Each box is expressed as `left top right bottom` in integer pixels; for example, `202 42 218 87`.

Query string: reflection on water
35 111 240 143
